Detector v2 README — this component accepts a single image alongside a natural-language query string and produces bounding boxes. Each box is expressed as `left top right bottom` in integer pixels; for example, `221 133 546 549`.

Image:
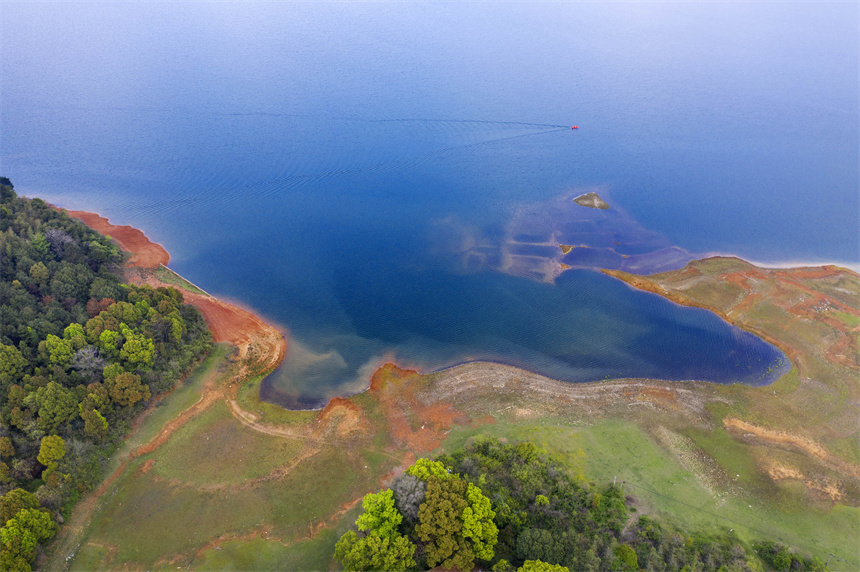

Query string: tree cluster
0 179 212 569
752 540 828 572
335 437 830 572
0 489 56 572
335 458 498 572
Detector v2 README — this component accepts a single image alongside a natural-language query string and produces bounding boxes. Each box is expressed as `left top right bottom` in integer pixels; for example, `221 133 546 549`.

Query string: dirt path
225 399 323 441
44 358 224 570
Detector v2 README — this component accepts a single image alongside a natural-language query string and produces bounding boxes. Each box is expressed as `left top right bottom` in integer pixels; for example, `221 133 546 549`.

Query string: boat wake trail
125 122 572 217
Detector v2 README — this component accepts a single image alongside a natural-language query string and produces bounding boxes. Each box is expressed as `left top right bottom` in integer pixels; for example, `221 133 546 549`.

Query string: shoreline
62 209 170 268
602 263 801 367
603 256 859 371
61 206 839 409
53 206 860 524
60 207 288 377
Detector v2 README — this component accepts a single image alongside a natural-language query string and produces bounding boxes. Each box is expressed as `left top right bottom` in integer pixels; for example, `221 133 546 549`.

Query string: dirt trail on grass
724 417 860 479
44 361 223 571
226 399 323 441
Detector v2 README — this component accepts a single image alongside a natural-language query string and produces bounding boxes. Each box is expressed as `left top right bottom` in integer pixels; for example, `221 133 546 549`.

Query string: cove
260 263 789 409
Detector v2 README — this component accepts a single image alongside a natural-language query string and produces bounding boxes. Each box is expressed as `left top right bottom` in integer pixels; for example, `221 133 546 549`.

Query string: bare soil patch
63 209 170 268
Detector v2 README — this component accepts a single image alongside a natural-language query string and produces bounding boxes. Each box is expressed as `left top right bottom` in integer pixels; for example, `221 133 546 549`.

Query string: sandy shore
61 208 287 375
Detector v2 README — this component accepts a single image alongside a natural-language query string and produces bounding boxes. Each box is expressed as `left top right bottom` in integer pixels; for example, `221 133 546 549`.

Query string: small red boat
571 126 579 129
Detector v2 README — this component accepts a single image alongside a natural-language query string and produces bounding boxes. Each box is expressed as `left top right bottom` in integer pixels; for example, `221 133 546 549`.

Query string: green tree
118 324 154 370
0 438 13 459
104 371 150 407
37 435 65 479
333 487 416 571
97 329 121 359
84 315 106 344
613 544 638 571
416 476 478 572
28 262 49 284
407 458 453 481
62 323 87 350
0 344 27 392
80 407 109 442
23 382 78 433
107 303 139 326
333 530 416 572
0 463 12 486
81 382 111 414
44 334 75 367
0 507 58 571
0 490 40 525
0 543 33 572
102 362 125 380
30 233 50 259
356 490 402 539
462 482 498 561
516 528 560 564
518 560 569 572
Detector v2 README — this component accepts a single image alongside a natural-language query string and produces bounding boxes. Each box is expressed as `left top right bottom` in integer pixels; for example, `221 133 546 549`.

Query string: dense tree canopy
0 507 57 572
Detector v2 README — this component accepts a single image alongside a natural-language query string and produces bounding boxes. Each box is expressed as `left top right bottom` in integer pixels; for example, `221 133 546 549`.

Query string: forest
336 437 829 572
0 178 212 571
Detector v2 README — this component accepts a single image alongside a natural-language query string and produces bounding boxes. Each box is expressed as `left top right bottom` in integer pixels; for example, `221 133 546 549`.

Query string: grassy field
440 418 858 566
150 401 306 485
154 265 211 296
127 344 231 449
79 433 381 568
193 505 363 571
61 351 400 570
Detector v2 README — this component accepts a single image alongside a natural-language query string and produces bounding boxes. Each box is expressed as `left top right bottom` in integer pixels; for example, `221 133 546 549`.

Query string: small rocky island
573 191 610 209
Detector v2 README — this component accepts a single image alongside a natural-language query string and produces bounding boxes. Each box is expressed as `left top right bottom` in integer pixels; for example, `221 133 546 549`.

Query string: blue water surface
2 2 855 406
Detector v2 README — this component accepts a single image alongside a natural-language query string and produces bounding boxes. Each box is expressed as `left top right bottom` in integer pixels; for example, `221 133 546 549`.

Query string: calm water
2 3 855 406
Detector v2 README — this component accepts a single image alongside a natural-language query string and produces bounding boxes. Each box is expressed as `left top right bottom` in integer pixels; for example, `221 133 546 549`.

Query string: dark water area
2 2 854 406
262 267 788 409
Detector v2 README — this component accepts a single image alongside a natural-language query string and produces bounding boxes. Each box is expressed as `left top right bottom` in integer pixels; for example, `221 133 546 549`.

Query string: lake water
2 3 855 407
